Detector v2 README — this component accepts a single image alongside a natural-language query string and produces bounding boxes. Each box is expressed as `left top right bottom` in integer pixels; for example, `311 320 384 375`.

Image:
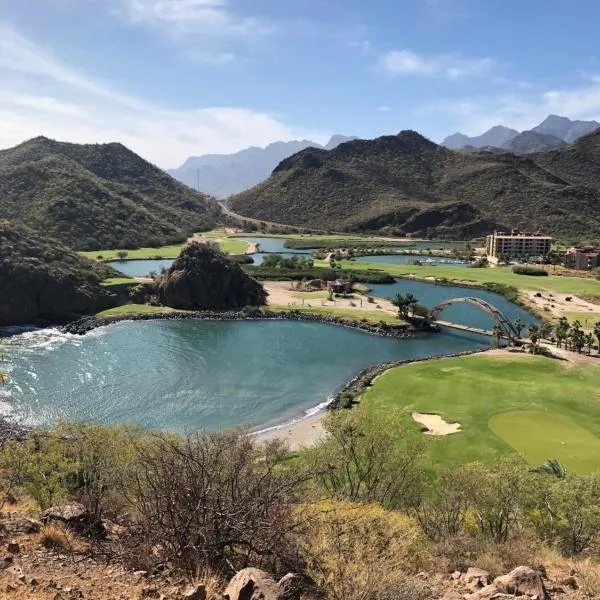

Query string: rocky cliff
156 242 266 310
0 221 117 326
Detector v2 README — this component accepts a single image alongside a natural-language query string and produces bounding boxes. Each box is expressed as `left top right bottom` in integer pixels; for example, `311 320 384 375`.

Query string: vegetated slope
0 137 222 250
0 220 117 325
228 130 600 238
501 131 566 154
167 135 357 198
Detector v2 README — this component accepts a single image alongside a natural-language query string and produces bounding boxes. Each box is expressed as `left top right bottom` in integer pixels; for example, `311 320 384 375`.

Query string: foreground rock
0 221 117 326
42 502 105 536
223 568 284 600
156 242 266 310
464 566 549 600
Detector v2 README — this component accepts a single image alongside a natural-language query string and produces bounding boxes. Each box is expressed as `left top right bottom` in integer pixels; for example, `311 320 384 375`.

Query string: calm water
109 259 174 277
239 237 315 254
2 320 488 432
368 279 538 331
355 254 468 266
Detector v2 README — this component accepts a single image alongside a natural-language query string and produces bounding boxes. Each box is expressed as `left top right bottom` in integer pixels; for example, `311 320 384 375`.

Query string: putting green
489 411 600 474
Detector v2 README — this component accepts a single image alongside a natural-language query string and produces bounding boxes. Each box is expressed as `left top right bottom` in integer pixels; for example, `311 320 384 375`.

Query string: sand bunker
412 412 461 436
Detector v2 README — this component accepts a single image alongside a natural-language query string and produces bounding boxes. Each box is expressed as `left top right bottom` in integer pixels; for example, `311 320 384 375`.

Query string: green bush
512 266 548 276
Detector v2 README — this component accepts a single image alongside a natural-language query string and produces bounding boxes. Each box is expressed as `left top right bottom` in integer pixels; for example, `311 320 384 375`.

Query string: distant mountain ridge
168 135 357 198
443 114 600 152
228 128 600 239
0 137 222 251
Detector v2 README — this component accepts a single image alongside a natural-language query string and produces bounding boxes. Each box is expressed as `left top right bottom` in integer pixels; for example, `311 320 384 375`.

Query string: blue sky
1 0 600 167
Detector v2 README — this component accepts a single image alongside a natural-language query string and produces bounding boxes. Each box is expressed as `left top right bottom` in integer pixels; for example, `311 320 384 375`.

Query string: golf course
362 353 600 474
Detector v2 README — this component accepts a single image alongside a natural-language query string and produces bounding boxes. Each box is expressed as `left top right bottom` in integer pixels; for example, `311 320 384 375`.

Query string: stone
6 541 19 554
183 584 207 600
156 243 266 311
223 568 283 600
464 584 501 600
493 567 549 600
10 518 42 534
462 567 490 588
277 573 303 600
42 502 105 536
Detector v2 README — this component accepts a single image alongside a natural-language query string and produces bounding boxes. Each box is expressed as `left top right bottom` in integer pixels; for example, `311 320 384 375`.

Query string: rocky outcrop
42 502 105 536
463 566 549 600
223 568 284 600
0 221 117 326
156 242 266 310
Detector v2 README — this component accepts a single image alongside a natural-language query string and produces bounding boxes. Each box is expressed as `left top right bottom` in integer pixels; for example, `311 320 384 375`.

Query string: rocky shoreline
61 308 430 338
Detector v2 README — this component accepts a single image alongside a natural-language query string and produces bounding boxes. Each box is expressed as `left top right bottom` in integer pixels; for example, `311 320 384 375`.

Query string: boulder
223 568 283 600
461 567 490 588
156 243 266 311
277 573 303 600
9 518 42 534
42 502 104 536
183 584 207 600
464 584 502 600
493 566 549 600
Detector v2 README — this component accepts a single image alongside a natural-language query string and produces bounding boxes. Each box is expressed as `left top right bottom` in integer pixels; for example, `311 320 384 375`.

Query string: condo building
485 229 553 261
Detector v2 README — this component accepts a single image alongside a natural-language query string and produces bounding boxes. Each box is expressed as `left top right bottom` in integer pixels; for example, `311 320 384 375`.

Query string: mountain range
167 135 357 198
228 128 600 239
0 137 222 250
443 115 600 153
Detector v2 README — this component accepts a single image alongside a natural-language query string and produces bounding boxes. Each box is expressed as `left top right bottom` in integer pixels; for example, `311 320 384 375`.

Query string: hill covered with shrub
0 137 223 250
229 129 600 239
0 220 118 325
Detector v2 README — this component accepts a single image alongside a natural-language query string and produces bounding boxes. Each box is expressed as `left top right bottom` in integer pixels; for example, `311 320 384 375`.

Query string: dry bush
297 501 430 600
38 523 78 552
121 431 314 574
573 559 600 599
193 566 225 600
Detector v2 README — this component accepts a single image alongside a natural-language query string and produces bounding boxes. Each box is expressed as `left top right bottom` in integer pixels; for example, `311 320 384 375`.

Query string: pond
108 259 174 277
1 320 489 433
368 279 537 332
355 254 468 266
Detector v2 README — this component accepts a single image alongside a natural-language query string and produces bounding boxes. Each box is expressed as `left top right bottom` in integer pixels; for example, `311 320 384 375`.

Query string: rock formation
156 242 266 310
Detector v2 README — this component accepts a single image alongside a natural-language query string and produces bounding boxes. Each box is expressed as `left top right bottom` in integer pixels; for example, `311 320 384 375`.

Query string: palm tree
513 318 524 337
532 459 568 479
491 325 503 348
595 321 600 352
528 324 540 355
539 321 553 341
555 317 570 348
391 293 418 320
584 332 595 356
569 321 585 353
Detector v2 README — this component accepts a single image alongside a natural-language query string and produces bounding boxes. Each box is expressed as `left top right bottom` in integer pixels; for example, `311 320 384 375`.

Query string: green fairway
268 304 402 325
333 260 600 295
563 311 600 330
81 237 248 261
362 354 600 474
489 411 600 474
96 304 184 317
100 277 136 286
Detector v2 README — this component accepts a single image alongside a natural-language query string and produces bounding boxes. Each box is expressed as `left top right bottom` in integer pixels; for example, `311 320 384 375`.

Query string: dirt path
263 281 397 314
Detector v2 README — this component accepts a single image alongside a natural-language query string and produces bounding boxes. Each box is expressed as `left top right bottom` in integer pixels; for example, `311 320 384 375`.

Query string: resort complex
485 229 553 262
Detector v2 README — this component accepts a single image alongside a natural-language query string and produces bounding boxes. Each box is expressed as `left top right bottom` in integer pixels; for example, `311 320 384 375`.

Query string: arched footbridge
429 297 520 340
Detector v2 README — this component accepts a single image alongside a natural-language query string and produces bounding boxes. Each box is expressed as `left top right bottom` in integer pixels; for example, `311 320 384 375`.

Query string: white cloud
418 76 600 138
377 106 391 112
0 22 326 168
380 49 495 79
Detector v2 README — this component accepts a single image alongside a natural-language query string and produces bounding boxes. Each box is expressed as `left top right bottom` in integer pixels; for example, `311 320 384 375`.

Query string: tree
532 459 568 479
569 321 585 354
491 325 503 348
584 332 595 356
116 250 129 261
391 293 418 321
555 317 570 349
595 321 600 351
513 318 524 337
539 321 553 341
528 324 540 354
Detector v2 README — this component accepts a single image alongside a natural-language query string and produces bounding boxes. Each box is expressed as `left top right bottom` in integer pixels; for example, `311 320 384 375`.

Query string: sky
2 0 600 168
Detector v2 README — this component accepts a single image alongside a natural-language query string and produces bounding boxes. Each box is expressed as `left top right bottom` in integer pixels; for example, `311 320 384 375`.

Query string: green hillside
0 137 223 250
229 129 600 238
0 220 118 325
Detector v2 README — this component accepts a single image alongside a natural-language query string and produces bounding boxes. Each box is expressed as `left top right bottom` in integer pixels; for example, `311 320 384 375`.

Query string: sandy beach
255 412 327 451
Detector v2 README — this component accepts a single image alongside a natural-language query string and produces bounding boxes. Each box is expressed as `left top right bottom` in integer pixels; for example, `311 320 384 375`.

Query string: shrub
297 501 430 600
512 266 548 276
39 524 77 552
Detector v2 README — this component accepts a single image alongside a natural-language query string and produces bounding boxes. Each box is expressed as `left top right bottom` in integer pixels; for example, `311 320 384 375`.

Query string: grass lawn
96 304 184 317
100 277 136 287
333 260 600 295
362 353 600 474
489 411 600 474
563 311 600 330
81 237 248 261
268 304 402 325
